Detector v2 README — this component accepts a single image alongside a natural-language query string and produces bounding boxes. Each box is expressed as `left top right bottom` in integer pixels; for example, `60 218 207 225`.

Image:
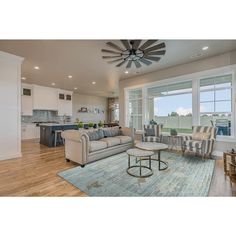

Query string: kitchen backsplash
22 110 69 123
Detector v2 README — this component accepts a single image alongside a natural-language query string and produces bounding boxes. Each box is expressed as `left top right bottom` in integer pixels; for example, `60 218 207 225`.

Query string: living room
0 1 235 236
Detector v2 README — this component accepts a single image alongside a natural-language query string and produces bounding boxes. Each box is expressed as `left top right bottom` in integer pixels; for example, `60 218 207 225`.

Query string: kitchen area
21 83 77 147
21 82 109 147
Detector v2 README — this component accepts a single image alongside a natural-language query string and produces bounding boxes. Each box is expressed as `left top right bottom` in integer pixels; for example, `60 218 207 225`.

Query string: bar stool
54 130 64 147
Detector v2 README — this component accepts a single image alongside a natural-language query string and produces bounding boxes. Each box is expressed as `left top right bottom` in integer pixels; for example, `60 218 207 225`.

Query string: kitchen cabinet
57 89 73 116
21 84 33 116
21 124 39 140
33 85 58 110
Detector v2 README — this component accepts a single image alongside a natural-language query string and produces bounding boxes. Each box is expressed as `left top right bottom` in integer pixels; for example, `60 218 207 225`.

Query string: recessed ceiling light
51 83 56 86
202 46 209 51
21 77 26 80
68 75 72 79
74 87 78 90
92 81 96 85
34 66 40 70
125 71 129 74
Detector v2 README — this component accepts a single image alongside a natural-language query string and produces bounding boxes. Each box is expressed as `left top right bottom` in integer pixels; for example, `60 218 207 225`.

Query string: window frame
124 65 236 141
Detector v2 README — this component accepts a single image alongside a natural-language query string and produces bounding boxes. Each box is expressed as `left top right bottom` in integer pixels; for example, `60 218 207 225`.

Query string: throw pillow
192 132 211 141
97 129 105 139
87 131 100 141
145 128 155 136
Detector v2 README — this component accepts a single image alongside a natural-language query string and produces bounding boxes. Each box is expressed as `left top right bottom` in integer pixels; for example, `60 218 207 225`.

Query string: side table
223 152 236 176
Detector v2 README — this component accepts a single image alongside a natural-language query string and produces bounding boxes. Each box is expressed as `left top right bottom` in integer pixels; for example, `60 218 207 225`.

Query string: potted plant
98 120 103 128
88 122 94 129
77 121 84 130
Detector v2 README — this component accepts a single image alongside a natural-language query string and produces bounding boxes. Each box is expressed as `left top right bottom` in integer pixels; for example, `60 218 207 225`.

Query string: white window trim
124 64 236 142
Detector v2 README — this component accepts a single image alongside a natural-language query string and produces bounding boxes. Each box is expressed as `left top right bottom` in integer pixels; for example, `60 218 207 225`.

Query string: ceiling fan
101 40 166 68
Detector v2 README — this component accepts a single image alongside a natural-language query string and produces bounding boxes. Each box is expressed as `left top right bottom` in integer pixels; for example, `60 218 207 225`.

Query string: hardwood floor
0 140 86 196
0 139 235 196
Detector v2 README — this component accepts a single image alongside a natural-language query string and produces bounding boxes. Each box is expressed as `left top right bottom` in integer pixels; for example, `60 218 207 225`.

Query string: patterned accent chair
181 126 217 160
142 124 163 143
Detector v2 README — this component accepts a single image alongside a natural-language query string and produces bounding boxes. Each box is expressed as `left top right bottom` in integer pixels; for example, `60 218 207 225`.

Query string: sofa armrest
61 130 90 164
181 135 192 142
201 138 215 155
121 127 134 140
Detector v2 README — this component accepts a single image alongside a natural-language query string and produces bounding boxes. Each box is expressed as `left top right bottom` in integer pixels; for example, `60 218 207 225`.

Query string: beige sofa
61 127 134 167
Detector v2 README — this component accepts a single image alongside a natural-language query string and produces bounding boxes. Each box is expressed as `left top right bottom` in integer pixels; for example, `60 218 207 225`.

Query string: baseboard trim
0 152 22 161
212 150 223 157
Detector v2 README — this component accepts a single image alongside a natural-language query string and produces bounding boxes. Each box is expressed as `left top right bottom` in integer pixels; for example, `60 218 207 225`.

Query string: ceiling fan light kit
101 40 166 68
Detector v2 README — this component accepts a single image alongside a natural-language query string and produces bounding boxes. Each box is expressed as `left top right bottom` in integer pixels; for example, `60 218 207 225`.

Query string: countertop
39 123 77 127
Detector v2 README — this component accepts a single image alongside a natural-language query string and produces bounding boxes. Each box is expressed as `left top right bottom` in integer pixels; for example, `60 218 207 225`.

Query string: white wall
0 51 24 160
72 94 107 123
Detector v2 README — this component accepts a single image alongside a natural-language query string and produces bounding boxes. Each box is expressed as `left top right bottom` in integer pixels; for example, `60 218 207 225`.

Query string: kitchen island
40 123 78 147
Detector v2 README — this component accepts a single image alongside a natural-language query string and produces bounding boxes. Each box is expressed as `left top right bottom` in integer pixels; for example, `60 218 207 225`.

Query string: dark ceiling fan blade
139 40 158 50
126 60 132 68
144 43 166 53
116 59 127 67
139 58 152 65
134 60 142 68
143 56 161 62
108 58 124 64
106 42 124 52
101 49 122 55
145 50 166 56
102 55 122 59
120 40 131 50
132 40 142 50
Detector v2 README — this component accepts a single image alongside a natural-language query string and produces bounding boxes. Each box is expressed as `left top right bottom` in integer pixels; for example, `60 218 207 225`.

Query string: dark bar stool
54 130 64 147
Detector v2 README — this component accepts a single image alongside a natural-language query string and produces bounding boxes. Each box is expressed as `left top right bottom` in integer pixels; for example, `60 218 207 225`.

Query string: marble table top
126 148 154 157
135 142 168 151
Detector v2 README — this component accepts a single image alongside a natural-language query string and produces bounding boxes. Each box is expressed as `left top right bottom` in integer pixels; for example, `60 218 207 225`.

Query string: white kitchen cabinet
57 89 73 116
21 124 40 140
21 83 33 116
33 85 58 110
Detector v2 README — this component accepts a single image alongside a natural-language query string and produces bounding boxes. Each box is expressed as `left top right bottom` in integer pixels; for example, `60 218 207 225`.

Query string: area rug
58 152 215 197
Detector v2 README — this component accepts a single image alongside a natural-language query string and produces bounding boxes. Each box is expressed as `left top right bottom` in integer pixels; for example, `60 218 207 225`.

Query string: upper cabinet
57 89 73 116
21 84 73 116
21 83 33 116
33 85 58 111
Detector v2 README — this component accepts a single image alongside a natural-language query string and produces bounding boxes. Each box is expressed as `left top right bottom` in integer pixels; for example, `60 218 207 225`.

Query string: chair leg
202 154 205 161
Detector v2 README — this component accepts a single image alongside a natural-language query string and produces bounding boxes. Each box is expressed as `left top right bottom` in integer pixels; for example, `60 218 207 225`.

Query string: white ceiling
0 40 236 97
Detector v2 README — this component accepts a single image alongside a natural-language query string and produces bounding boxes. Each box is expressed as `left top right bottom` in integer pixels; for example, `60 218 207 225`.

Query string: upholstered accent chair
142 124 163 143
181 126 217 160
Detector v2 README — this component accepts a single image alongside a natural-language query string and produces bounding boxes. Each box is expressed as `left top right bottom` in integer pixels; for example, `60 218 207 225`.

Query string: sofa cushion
89 141 107 152
145 128 155 136
87 129 105 141
183 140 202 151
192 132 211 141
116 135 132 144
143 136 161 142
100 137 121 147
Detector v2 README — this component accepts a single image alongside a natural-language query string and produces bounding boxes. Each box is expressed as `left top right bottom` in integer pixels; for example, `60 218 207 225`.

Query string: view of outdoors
127 74 233 136
149 81 193 134
199 75 232 136
153 93 192 134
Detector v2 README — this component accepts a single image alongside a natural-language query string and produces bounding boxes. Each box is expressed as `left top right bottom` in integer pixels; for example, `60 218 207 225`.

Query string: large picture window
125 70 234 139
147 81 192 134
127 89 142 130
200 74 232 136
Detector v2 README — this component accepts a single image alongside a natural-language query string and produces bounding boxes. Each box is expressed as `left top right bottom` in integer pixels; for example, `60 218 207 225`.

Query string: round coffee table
135 142 168 171
126 148 154 178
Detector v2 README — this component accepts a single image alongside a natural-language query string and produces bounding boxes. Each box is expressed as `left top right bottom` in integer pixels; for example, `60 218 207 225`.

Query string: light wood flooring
0 139 235 196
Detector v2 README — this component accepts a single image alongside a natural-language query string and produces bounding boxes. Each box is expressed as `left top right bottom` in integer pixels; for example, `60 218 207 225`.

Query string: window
147 81 192 134
127 89 142 130
200 74 232 136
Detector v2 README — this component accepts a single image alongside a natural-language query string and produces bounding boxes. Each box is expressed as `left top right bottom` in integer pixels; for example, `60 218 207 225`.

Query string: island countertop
39 123 78 147
39 123 77 127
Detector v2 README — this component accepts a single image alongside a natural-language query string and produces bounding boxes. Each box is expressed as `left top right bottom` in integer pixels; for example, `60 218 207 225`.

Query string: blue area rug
58 152 215 197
